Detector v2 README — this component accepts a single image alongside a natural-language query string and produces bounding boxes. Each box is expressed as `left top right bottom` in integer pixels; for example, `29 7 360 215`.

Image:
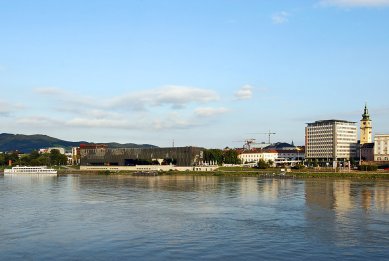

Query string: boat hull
4 166 58 176
4 173 58 176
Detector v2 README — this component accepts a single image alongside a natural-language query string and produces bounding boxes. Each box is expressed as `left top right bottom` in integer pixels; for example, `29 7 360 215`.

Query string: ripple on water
1 175 389 260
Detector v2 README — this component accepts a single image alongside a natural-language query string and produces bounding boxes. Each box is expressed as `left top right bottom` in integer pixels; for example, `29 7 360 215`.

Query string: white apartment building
374 134 389 162
305 120 357 162
238 151 278 165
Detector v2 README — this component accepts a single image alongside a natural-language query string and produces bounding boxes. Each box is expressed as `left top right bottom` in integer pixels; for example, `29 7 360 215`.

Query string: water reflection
1 175 388 260
304 179 389 250
333 180 353 212
303 179 389 213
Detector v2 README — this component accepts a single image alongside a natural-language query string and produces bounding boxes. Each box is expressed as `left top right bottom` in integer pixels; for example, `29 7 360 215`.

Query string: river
1 175 388 260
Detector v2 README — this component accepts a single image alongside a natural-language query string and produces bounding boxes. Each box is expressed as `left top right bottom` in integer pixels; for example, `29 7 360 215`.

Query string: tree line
0 149 68 167
203 149 241 165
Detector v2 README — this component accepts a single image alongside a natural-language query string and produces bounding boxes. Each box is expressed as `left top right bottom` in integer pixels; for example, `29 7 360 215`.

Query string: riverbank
57 169 389 179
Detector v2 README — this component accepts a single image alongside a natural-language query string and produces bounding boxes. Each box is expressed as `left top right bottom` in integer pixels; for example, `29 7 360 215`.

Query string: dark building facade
358 142 374 162
80 146 204 167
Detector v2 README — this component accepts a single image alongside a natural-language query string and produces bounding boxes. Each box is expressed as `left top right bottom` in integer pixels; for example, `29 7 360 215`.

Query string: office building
305 120 357 162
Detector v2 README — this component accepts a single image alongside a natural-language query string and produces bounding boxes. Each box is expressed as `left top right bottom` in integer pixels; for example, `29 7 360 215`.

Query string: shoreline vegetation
55 168 389 179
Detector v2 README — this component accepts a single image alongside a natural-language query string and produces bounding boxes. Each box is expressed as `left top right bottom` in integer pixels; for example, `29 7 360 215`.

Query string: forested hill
0 133 157 153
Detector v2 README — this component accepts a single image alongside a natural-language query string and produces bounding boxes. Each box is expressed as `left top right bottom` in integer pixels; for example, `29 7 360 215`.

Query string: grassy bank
57 168 389 179
287 171 389 179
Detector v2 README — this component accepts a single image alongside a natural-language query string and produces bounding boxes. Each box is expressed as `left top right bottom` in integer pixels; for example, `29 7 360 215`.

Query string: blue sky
1 0 389 148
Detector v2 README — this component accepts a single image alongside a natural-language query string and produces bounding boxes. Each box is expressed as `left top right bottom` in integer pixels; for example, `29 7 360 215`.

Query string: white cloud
16 116 60 126
272 11 289 24
0 102 11 117
0 100 23 117
33 87 100 108
109 85 219 110
319 0 389 7
34 87 65 95
82 109 123 119
65 113 201 131
28 85 225 131
152 118 193 130
194 107 229 117
33 85 220 112
66 118 137 129
235 85 253 100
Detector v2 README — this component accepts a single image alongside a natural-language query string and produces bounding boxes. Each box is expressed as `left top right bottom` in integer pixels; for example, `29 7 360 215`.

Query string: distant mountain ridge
0 133 158 153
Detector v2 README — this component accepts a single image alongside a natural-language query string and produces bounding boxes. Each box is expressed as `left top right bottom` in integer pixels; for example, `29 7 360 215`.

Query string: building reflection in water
361 187 373 211
374 185 389 213
304 179 389 247
257 178 296 201
304 179 389 212
60 175 389 215
333 180 353 213
239 177 260 203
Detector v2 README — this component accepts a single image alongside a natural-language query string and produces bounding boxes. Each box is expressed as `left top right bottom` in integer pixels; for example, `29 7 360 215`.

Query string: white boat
4 166 58 176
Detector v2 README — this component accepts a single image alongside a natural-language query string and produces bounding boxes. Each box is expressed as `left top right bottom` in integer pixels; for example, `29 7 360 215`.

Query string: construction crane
249 130 276 144
233 138 256 150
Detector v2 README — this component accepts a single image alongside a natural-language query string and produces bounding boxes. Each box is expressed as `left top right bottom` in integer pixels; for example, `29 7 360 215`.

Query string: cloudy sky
1 0 389 148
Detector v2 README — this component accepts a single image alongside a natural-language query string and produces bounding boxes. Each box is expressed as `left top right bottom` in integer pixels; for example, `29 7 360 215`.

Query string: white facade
374 134 389 161
305 120 357 161
238 151 278 164
40 147 66 154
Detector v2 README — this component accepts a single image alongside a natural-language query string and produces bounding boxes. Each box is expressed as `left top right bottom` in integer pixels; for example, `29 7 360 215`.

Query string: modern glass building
80 146 204 167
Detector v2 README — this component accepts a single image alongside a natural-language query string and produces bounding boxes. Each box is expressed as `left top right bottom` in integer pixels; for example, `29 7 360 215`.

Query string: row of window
306 135 356 139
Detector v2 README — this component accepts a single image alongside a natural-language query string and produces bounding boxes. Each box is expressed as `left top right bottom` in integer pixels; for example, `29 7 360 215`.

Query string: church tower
360 103 372 144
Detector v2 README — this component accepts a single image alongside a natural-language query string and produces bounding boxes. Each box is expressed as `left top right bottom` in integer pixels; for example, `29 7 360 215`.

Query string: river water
1 175 388 260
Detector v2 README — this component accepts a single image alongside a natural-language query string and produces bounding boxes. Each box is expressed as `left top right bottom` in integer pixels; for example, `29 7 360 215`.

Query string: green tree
0 153 5 166
38 154 50 166
19 154 31 166
203 149 223 165
29 150 41 160
223 149 241 164
162 158 177 165
257 159 270 169
6 152 20 166
292 163 305 170
49 149 68 165
203 149 241 165
268 159 274 167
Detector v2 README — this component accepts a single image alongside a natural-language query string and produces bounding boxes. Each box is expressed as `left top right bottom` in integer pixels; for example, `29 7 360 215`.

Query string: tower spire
360 103 372 145
362 102 370 121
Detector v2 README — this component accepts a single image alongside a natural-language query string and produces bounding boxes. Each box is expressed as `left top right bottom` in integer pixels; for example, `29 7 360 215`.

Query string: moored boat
4 166 58 176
